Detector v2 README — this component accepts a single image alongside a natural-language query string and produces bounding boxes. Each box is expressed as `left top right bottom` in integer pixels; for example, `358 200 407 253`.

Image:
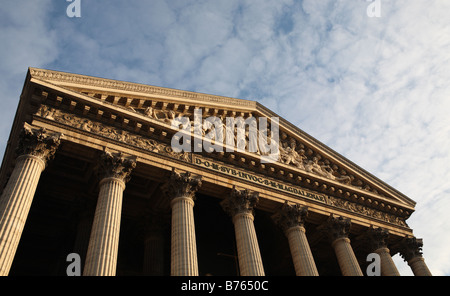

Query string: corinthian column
164 170 202 276
366 227 400 276
321 215 363 276
83 150 136 276
221 188 265 276
272 202 318 276
0 123 61 276
143 213 168 276
398 237 432 276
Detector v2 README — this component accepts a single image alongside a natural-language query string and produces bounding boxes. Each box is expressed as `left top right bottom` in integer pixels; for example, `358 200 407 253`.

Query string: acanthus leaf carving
36 105 190 162
16 122 62 163
319 215 352 242
221 187 259 218
365 226 390 251
326 195 408 227
398 237 424 262
271 201 308 232
163 169 202 200
97 149 136 183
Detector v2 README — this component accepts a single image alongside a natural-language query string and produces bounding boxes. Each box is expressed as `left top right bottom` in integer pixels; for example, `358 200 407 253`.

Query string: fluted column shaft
170 196 198 276
408 257 432 276
322 215 363 276
83 178 125 276
332 237 363 276
83 150 136 276
375 247 400 276
233 212 265 276
365 227 399 276
0 123 61 276
164 170 202 276
143 213 167 275
71 211 93 272
272 202 318 276
144 231 165 275
221 188 264 276
399 237 432 276
0 155 45 275
286 226 319 276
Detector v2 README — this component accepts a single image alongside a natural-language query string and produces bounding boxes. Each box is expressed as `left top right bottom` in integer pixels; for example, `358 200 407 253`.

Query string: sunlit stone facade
0 68 430 276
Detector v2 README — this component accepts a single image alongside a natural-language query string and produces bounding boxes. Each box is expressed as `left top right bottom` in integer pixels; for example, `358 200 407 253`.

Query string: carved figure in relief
304 157 325 176
80 119 91 131
289 141 306 169
317 161 338 180
38 105 57 120
225 120 236 148
236 119 246 151
204 122 215 141
324 164 353 184
257 126 271 156
144 107 156 119
144 106 152 117
164 110 176 124
215 115 225 144
247 116 259 154
303 157 354 184
280 146 296 166
278 141 287 161
192 119 205 137
333 171 353 185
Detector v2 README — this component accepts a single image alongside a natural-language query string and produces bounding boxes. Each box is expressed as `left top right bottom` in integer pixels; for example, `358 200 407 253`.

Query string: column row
0 124 61 276
0 124 433 276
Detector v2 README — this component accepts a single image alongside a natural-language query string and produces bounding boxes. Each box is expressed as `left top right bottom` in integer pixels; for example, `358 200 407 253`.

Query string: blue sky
1 0 450 276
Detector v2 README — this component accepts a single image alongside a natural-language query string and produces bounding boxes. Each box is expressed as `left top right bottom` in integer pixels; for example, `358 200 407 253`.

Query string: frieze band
34 104 407 227
193 155 407 227
36 105 190 162
194 155 326 204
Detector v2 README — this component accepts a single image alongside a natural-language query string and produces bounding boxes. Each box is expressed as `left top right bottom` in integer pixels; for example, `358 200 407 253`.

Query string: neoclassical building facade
0 68 431 276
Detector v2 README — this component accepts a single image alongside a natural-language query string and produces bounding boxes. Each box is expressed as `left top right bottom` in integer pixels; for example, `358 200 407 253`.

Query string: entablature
27 75 414 206
0 68 416 238
22 107 413 233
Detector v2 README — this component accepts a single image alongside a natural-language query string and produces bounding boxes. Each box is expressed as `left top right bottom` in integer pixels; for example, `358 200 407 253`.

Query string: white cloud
0 0 59 158
0 0 58 76
0 0 449 275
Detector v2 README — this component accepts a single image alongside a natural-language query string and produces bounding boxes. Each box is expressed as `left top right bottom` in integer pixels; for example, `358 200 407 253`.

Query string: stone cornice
17 122 62 164
25 68 416 214
29 67 256 110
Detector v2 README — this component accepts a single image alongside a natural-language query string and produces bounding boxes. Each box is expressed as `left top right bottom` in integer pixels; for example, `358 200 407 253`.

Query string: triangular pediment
24 67 416 220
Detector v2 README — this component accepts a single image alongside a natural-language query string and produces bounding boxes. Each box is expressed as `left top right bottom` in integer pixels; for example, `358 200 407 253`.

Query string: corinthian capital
16 122 62 163
221 187 259 217
320 214 351 242
272 201 308 232
365 226 389 251
164 169 202 200
97 149 137 183
398 237 424 262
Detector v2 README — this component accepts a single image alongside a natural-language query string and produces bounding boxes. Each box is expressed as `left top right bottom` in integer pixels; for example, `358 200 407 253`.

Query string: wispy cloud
1 0 449 275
